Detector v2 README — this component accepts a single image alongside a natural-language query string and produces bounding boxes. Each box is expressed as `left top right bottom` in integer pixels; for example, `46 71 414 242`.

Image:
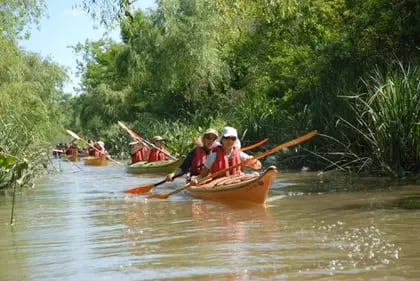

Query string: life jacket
210 146 243 178
88 148 96 156
131 147 148 163
148 148 166 161
190 147 208 176
94 145 105 157
67 145 78 156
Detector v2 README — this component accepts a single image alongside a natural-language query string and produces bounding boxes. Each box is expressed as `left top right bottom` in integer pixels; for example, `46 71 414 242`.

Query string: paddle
66 130 124 166
118 121 177 160
124 137 270 194
240 137 269 151
124 174 184 194
147 130 318 200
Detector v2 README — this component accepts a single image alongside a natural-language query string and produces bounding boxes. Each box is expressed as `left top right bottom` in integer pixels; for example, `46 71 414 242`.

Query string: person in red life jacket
66 139 79 160
130 141 149 164
94 141 109 158
191 126 261 185
165 128 219 182
147 136 170 162
86 139 96 156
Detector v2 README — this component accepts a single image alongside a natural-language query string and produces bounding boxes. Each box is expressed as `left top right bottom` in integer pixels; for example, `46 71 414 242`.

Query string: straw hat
152 136 164 141
204 128 219 138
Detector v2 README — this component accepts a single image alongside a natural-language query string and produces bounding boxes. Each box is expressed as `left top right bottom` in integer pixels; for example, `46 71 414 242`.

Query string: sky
19 0 156 94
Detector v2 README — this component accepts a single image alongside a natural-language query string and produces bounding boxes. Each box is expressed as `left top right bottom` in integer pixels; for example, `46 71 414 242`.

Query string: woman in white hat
94 140 109 158
166 128 219 182
192 126 261 184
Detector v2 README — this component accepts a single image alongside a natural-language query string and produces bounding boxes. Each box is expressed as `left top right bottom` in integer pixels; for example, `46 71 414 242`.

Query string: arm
166 167 183 181
166 148 195 181
240 151 262 170
191 152 214 184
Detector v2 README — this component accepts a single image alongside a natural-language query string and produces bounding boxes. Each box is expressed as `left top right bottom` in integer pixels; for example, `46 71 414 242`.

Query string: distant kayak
83 156 108 166
127 158 183 174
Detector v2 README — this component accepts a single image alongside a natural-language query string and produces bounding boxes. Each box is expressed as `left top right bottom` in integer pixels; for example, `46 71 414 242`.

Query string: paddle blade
241 138 269 151
124 184 155 194
66 129 80 140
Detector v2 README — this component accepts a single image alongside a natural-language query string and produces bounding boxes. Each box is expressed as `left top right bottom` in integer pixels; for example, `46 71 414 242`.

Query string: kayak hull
127 158 183 174
84 156 108 166
186 166 278 204
65 154 79 162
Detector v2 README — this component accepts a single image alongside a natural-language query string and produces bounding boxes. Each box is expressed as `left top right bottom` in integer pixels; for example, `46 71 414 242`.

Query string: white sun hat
221 127 237 138
216 126 241 149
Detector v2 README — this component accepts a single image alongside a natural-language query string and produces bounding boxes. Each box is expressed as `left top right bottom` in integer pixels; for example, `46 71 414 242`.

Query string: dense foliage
0 0 71 190
74 0 419 177
1 0 419 192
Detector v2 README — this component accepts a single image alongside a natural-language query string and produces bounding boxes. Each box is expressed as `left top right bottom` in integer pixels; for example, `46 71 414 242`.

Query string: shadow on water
325 195 420 212
271 170 420 211
384 195 420 210
280 171 417 192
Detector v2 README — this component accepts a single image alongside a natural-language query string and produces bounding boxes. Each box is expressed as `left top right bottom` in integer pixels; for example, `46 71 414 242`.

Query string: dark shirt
178 147 197 174
178 146 212 175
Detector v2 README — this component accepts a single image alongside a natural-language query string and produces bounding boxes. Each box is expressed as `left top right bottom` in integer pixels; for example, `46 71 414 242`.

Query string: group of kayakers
165 126 261 185
86 139 109 158
59 125 261 186
128 125 261 184
53 139 109 159
130 135 171 163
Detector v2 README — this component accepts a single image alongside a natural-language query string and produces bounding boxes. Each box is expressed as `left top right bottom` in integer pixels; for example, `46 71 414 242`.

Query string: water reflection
122 199 279 279
1 160 420 280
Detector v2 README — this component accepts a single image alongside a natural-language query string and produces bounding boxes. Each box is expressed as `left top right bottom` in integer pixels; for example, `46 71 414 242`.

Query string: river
1 159 419 280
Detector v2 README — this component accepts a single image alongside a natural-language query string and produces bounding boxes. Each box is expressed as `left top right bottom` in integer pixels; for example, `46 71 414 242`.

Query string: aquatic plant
338 62 420 177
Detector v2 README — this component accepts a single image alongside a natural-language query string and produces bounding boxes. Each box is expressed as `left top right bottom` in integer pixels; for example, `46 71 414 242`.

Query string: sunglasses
222 136 237 141
204 135 217 141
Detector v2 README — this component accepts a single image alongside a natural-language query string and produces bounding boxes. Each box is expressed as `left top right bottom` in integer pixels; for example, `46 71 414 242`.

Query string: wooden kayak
83 156 108 166
126 158 183 174
185 166 278 204
65 154 79 162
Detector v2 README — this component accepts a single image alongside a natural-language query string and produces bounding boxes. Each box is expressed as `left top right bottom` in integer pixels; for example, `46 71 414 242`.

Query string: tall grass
338 62 420 177
0 114 50 190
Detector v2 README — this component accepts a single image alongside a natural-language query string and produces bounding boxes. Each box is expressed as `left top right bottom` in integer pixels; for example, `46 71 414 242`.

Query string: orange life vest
210 146 243 178
131 147 148 163
190 147 208 176
148 148 166 161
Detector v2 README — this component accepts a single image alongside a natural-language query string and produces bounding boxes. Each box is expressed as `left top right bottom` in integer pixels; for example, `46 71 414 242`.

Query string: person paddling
94 141 109 158
191 126 261 184
130 141 149 163
86 139 96 156
147 136 170 162
166 128 219 182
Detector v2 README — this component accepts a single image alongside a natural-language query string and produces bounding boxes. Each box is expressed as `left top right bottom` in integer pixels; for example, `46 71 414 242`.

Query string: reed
0 114 49 190
338 62 419 177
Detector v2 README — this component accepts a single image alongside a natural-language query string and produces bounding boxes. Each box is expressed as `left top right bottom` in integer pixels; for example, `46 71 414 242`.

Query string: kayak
65 154 79 162
185 166 278 204
126 158 183 174
84 156 108 166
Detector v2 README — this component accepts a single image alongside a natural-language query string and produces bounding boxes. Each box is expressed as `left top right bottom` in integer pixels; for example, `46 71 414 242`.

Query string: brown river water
1 159 419 280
